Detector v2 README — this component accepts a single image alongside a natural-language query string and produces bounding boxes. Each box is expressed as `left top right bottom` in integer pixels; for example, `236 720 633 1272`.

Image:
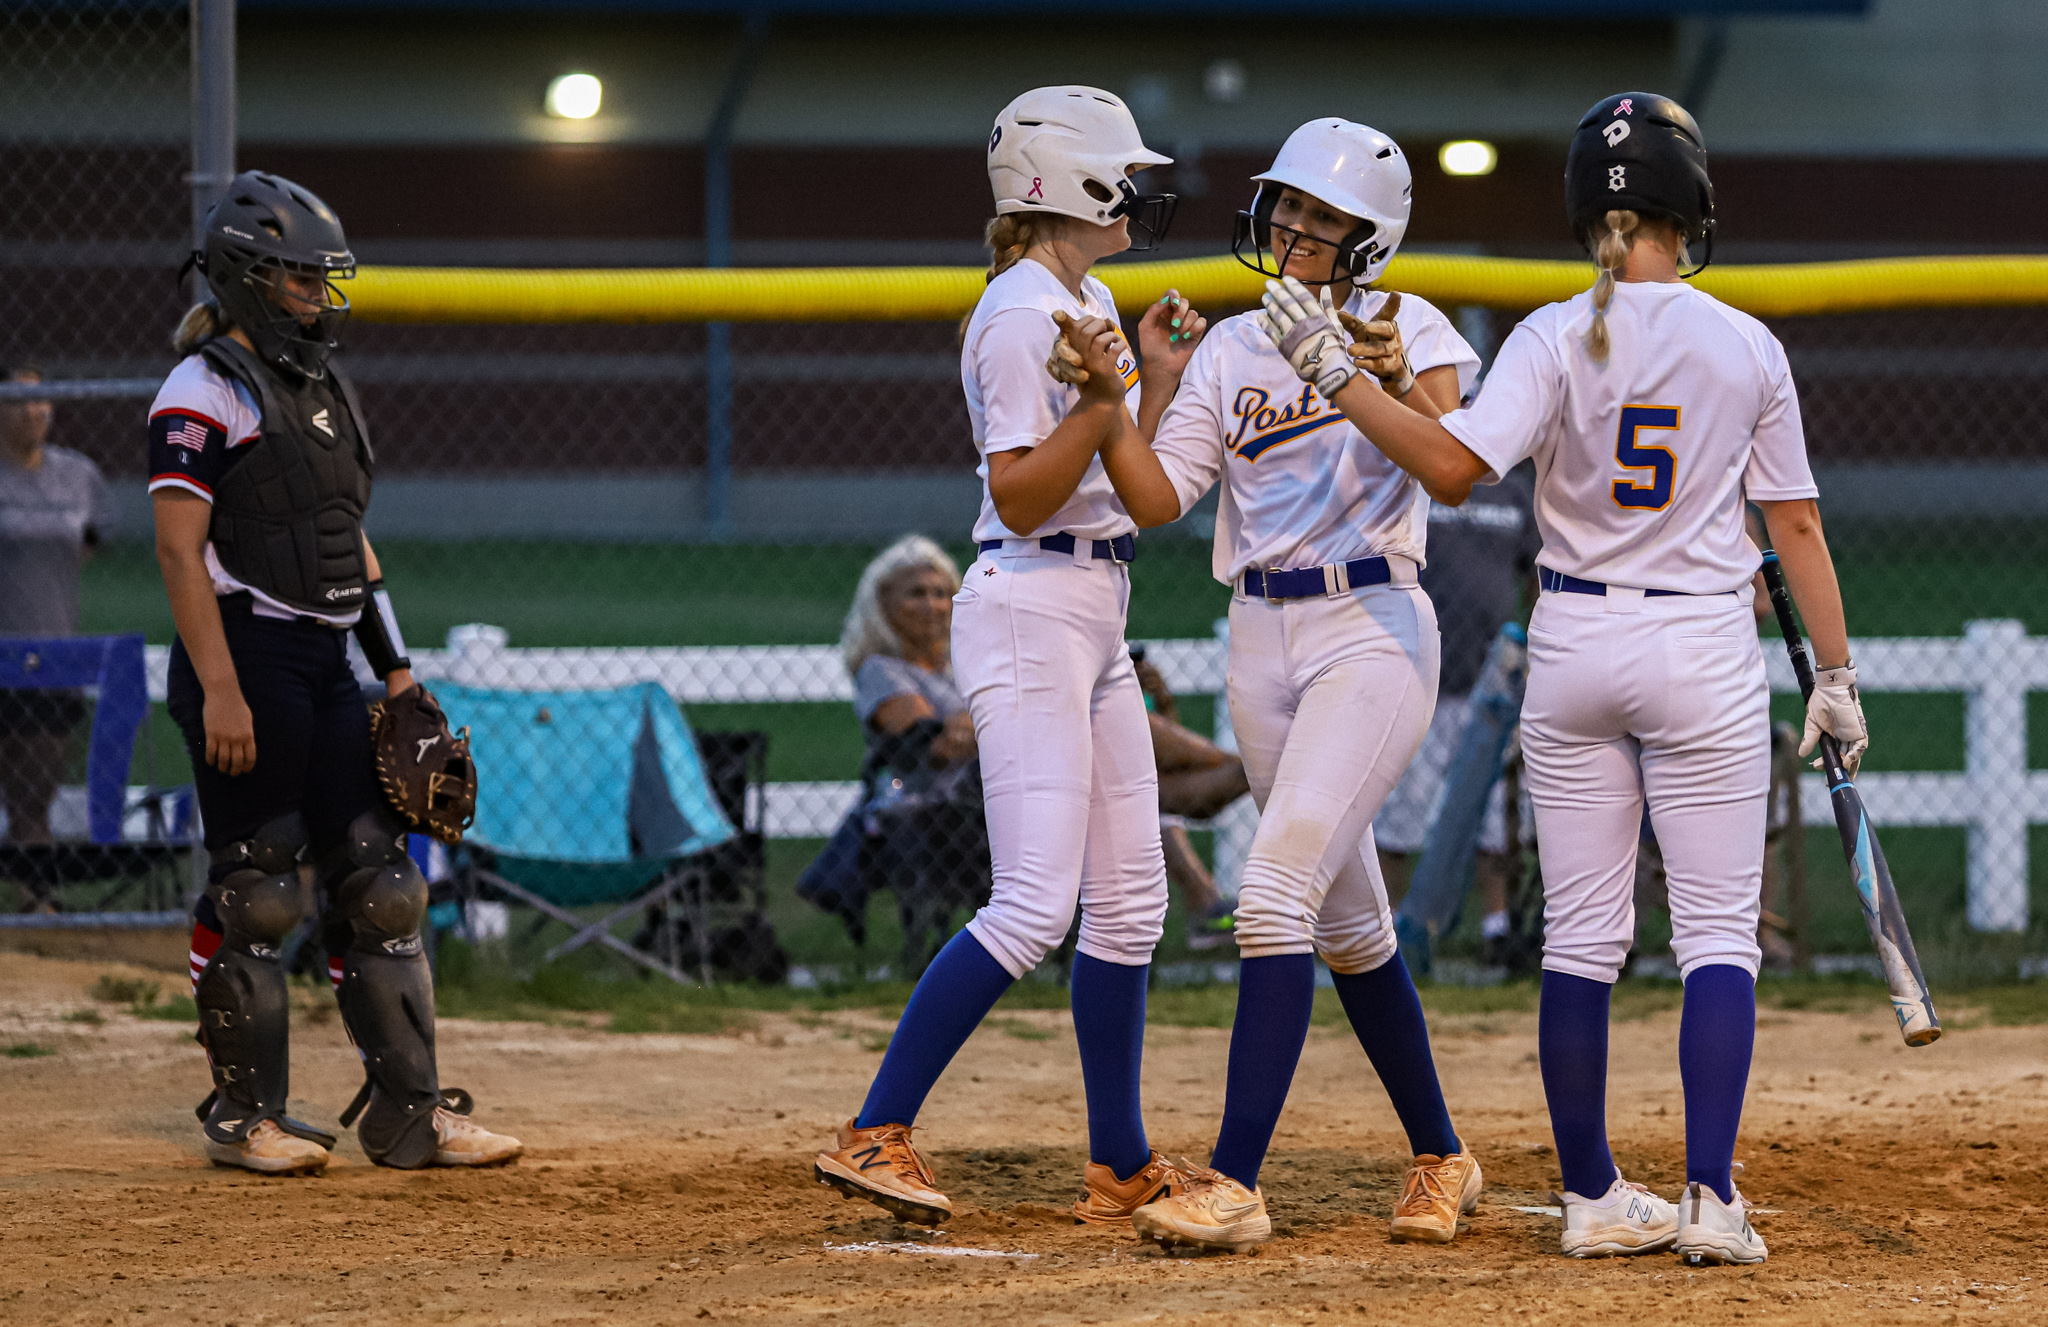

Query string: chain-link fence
3 2 2044 989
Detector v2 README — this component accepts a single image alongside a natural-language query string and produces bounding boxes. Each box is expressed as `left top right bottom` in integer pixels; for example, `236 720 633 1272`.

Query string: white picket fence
142 618 2044 933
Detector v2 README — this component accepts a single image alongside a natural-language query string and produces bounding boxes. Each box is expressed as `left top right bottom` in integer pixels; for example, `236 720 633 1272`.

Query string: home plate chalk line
826 1241 1037 1258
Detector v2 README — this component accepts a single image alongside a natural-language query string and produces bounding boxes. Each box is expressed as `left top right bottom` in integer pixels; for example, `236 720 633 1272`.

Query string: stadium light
1438 140 1497 177
545 73 603 120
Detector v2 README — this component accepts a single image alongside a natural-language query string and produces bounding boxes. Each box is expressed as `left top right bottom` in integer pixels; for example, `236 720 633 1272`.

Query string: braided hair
958 213 1055 340
1583 209 1639 362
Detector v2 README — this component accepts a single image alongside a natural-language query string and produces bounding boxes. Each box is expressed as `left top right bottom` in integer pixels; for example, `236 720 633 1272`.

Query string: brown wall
243 141 2048 249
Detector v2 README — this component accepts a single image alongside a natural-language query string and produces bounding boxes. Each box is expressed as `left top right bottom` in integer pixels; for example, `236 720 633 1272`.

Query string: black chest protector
200 337 375 618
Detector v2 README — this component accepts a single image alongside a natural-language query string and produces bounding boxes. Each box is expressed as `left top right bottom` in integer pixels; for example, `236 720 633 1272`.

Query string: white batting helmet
988 86 1178 249
1232 119 1412 285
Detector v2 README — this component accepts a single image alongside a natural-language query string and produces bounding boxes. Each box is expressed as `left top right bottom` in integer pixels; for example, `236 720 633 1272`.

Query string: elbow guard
352 578 411 678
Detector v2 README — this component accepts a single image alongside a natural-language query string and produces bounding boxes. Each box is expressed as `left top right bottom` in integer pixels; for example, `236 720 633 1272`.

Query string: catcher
151 171 518 1175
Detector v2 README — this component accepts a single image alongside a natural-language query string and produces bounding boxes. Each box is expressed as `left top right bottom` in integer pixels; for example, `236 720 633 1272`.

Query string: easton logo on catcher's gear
369 685 477 844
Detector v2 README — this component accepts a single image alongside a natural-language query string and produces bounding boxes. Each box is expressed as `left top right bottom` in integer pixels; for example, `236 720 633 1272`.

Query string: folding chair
437 680 756 984
0 634 195 919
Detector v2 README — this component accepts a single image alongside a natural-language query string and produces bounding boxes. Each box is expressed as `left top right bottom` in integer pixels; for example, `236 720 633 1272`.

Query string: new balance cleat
1390 1151 1482 1243
1559 1173 1678 1257
814 1119 952 1226
1675 1180 1768 1265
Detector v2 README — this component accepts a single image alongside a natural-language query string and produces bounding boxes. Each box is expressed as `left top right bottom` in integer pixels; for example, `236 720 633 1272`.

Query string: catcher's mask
1231 182 1384 288
186 170 356 380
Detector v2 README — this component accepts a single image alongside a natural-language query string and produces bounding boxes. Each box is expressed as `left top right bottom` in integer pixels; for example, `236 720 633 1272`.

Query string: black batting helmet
193 171 355 379
1565 93 1715 272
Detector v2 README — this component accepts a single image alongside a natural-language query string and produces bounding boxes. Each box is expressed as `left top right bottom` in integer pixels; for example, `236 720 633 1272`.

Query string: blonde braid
959 213 1048 341
1583 208 1640 362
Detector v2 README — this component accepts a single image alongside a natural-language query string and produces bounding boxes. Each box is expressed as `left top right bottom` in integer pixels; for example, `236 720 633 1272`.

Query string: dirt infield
2 952 2044 1326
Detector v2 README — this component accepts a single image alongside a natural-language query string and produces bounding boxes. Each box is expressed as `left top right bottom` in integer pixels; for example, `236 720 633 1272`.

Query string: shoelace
866 1124 939 1188
1396 1160 1455 1214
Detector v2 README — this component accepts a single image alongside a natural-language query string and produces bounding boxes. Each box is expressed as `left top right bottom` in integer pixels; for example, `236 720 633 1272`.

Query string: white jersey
146 353 361 626
1151 288 1479 584
962 258 1142 544
1441 280 1817 596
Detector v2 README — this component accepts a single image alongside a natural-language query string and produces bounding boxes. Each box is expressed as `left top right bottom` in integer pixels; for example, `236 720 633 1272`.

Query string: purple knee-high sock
855 929 1014 1129
1679 963 1756 1204
1207 953 1316 1191
1070 953 1154 1181
1539 970 1617 1198
1330 953 1461 1157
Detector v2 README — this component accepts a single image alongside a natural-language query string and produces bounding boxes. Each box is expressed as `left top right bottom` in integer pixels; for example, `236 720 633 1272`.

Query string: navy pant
166 593 381 866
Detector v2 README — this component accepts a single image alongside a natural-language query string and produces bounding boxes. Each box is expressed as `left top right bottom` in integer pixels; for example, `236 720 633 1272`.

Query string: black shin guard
327 808 444 1168
195 814 334 1148
195 945 293 1142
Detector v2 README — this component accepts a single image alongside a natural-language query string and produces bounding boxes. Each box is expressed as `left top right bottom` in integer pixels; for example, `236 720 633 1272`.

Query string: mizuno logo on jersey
1230 383 1345 462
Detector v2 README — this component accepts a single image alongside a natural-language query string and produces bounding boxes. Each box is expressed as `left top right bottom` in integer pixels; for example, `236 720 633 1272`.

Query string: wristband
351 578 412 678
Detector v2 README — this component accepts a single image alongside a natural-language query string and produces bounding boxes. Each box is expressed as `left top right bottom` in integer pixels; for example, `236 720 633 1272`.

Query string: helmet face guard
1109 177 1178 251
205 252 355 380
198 171 356 379
1231 182 1381 287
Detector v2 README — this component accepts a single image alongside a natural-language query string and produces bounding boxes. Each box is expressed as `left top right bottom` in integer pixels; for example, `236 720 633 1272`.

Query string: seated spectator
801 535 986 973
0 363 110 848
801 536 1249 968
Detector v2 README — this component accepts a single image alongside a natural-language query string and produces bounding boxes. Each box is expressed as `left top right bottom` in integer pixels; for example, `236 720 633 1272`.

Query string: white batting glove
1258 277 1357 403
1799 661 1869 779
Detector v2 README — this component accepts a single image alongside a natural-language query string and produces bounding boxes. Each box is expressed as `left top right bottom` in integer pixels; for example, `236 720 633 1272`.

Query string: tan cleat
1072 1152 1193 1226
205 1119 331 1176
1130 1162 1270 1253
430 1106 524 1167
814 1119 952 1226
1390 1152 1483 1243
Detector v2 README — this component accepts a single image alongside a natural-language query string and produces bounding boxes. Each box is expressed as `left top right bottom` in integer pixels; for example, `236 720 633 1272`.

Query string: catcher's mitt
1338 291 1417 397
368 684 476 844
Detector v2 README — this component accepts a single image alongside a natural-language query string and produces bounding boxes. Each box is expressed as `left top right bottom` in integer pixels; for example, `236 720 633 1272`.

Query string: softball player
815 86 1205 1228
1095 119 1484 1252
1265 93 1868 1265
153 171 520 1174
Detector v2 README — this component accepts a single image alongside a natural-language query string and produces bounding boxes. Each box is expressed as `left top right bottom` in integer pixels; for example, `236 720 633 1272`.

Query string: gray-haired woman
842 535 976 771
798 536 989 970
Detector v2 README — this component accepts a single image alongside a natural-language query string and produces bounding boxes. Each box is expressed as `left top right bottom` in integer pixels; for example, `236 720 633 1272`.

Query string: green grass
425 944 2048 1033
4 1042 56 1058
71 529 2048 977
89 974 198 1022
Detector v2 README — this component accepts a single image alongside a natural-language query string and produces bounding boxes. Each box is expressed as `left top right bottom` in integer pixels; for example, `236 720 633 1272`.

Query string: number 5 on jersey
1613 405 1679 510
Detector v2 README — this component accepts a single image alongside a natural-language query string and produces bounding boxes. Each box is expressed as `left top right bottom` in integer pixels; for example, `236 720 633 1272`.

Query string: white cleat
1675 1180 1768 1265
205 1119 331 1176
430 1106 524 1167
1558 1173 1678 1258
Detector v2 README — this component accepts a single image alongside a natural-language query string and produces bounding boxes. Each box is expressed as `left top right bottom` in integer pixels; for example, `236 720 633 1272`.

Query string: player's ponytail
958 213 1052 341
172 299 229 356
1583 208 1639 362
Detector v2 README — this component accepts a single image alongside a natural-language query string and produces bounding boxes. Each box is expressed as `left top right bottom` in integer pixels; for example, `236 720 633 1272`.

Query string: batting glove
1258 277 1357 403
1799 660 1869 779
1338 292 1417 397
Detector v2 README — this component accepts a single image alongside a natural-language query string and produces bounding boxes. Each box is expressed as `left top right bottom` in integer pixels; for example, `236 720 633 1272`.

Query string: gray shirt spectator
854 654 966 729
1421 459 1539 694
0 442 110 636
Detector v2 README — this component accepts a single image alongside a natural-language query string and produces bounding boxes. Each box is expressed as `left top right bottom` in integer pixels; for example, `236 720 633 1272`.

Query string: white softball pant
952 545 1167 979
1523 587 1770 984
1226 572 1439 973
